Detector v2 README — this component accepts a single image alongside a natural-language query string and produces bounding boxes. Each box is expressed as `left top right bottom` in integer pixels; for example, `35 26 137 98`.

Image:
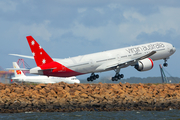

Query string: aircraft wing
118 51 156 67
9 54 61 61
96 51 156 71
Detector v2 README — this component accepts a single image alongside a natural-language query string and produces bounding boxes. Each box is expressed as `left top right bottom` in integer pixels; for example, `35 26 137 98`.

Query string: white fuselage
28 41 175 78
12 76 80 84
56 42 175 73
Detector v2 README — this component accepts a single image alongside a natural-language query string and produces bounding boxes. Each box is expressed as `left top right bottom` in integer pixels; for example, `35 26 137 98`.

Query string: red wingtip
26 36 54 66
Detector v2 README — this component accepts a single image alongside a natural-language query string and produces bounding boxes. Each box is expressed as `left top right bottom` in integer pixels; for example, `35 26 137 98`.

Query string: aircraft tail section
26 36 84 77
26 36 54 66
13 62 26 77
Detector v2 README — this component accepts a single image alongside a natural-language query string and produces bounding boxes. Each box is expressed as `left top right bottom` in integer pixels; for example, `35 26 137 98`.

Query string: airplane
11 62 80 84
10 36 176 82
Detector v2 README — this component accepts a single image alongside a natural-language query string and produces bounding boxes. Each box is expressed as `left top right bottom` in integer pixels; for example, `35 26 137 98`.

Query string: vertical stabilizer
13 62 26 77
26 36 54 66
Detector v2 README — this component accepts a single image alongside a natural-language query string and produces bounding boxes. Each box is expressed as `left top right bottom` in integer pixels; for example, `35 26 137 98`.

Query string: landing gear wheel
112 77 116 81
87 73 99 82
163 63 168 67
117 74 121 79
87 77 90 81
112 74 123 81
95 74 99 79
120 74 124 78
112 66 124 81
92 76 96 80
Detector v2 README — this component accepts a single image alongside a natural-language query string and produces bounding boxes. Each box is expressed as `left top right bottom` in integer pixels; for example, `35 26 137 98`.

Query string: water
0 110 180 120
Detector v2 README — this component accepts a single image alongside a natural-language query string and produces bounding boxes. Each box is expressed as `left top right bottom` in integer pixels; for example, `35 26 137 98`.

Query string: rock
1 83 180 113
4 88 11 94
0 83 6 90
39 98 47 106
54 86 63 92
24 90 31 97
9 101 21 109
35 83 46 89
14 87 24 94
39 88 47 95
80 93 88 98
64 85 70 92
9 92 18 99
125 82 131 88
169 85 176 90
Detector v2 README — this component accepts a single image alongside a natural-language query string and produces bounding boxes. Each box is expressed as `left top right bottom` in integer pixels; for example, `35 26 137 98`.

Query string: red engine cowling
134 58 154 71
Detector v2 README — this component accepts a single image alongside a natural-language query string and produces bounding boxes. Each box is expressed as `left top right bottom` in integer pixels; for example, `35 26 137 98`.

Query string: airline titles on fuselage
125 43 165 54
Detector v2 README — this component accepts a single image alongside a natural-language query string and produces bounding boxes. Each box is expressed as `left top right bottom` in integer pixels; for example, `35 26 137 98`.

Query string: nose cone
75 80 80 84
170 45 176 54
173 46 176 53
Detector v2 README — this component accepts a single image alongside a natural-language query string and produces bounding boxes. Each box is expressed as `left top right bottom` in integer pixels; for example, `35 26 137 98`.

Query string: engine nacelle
134 58 154 71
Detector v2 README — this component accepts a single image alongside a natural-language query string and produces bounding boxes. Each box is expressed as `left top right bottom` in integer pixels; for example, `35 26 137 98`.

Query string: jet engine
134 58 154 71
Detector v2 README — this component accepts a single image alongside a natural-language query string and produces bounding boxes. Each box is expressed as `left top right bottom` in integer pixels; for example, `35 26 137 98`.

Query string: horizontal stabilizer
6 68 30 71
9 54 34 59
38 67 57 72
9 54 61 61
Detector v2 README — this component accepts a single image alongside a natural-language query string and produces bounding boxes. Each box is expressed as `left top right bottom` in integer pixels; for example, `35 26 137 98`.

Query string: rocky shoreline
0 82 180 113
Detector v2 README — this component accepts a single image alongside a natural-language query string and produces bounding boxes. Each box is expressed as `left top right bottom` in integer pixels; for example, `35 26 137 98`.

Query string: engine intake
135 58 154 71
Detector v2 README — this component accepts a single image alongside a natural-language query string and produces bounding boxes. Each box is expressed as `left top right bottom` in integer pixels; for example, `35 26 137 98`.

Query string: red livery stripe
148 58 154 69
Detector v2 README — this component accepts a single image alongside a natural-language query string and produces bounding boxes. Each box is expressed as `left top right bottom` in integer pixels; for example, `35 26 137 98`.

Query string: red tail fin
26 36 54 66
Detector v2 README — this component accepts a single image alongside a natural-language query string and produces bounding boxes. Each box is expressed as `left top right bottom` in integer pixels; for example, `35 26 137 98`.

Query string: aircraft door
89 59 94 67
116 54 121 62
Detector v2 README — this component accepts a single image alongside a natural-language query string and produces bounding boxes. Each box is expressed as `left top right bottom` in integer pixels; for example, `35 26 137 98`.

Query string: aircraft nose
170 45 176 54
173 46 176 53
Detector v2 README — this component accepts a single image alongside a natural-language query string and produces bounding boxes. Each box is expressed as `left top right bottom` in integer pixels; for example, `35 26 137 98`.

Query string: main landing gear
112 73 124 81
87 73 99 82
111 66 124 81
163 58 168 67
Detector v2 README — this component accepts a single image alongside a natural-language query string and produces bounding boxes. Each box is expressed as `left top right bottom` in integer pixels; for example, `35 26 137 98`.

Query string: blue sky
0 0 180 80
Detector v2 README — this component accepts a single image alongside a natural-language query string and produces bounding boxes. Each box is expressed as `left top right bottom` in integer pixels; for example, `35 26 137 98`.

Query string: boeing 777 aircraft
11 62 80 84
10 36 176 82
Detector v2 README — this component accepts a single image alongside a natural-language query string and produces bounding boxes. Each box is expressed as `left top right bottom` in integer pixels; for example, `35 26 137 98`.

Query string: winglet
26 36 54 66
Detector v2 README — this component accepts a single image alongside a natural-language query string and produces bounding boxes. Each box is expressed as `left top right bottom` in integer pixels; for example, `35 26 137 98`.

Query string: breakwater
0 82 180 113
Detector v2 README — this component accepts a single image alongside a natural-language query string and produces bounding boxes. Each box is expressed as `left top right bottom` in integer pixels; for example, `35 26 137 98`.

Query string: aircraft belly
14 77 80 84
69 64 98 73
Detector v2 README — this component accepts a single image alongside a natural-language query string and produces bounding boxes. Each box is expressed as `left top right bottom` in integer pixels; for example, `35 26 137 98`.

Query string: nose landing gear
163 58 168 67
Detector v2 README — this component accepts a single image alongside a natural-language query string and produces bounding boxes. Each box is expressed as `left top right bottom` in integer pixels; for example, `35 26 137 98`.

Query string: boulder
39 88 47 95
13 87 24 94
35 83 46 89
1 83 180 113
80 93 88 98
0 83 6 90
24 90 31 97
